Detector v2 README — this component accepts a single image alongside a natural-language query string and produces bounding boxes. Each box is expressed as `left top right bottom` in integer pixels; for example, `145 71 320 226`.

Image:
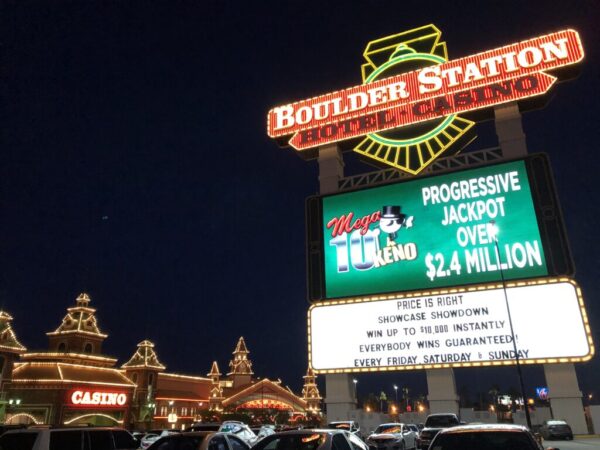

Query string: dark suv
0 427 138 450
416 414 459 449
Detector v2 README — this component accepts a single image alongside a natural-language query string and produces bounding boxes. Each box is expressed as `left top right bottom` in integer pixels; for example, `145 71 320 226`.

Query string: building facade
0 294 321 430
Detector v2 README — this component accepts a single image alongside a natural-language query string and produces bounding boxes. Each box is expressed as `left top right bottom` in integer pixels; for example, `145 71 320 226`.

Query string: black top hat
382 205 402 218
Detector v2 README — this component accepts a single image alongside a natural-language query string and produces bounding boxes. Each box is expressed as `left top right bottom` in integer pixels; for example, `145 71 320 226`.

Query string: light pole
488 220 532 429
394 385 398 408
353 379 358 403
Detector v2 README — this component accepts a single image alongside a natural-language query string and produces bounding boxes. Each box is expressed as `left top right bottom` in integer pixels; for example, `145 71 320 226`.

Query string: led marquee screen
306 154 573 301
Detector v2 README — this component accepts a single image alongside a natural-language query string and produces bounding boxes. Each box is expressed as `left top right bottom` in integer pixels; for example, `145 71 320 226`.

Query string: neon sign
68 389 128 408
268 26 583 174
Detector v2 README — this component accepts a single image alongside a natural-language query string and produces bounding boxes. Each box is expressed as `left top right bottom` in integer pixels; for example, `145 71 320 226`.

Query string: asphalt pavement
543 437 600 449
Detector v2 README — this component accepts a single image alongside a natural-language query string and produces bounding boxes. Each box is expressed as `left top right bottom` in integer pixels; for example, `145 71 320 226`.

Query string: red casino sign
68 389 128 408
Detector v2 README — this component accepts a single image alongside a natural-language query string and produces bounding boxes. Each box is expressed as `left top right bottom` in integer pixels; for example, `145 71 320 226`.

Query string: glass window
50 430 83 450
332 434 352 450
58 342 67 352
113 430 137 449
425 416 459 428
154 438 176 450
84 343 94 353
0 432 39 450
431 431 537 450
208 436 228 450
89 430 113 450
227 435 250 450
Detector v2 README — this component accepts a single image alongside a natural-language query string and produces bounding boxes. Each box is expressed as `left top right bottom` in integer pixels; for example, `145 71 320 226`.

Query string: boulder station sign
267 26 583 174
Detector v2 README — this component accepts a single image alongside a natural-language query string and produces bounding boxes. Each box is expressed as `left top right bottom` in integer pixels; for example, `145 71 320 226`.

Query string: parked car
366 423 417 450
219 421 258 445
141 430 179 449
187 423 223 432
0 426 138 450
252 429 367 450
148 431 250 450
416 414 459 449
326 421 361 437
429 423 547 450
404 425 419 437
539 419 574 440
251 425 276 442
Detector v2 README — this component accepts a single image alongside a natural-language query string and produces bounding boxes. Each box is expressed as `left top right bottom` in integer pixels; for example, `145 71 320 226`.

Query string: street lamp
488 220 532 430
394 385 398 406
353 379 358 402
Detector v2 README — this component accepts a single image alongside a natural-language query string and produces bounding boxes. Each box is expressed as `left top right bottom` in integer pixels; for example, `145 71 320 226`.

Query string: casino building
0 294 321 429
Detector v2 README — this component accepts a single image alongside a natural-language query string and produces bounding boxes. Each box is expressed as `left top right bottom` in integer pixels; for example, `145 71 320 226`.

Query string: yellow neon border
307 277 594 374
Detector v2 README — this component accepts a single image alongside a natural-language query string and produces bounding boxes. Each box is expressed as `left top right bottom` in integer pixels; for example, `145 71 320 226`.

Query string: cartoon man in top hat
380 205 407 244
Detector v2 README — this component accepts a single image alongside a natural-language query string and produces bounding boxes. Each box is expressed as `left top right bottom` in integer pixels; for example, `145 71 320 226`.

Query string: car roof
270 430 338 436
439 424 529 434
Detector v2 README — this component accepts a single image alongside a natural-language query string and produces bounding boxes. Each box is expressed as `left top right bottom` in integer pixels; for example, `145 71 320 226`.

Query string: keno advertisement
306 154 572 301
308 278 594 372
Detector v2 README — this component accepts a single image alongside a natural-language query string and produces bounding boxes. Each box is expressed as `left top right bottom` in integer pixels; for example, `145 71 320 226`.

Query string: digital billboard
308 278 594 373
306 154 573 301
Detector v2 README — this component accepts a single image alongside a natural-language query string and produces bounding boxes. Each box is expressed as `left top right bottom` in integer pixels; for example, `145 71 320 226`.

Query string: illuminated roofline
22 352 117 363
159 373 211 381
307 277 594 374
222 378 307 408
64 413 122 425
46 330 108 338
155 396 209 402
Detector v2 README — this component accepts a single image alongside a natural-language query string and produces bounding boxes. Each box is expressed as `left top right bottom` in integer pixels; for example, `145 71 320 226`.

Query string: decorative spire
227 337 253 375
122 340 166 370
46 293 107 338
302 367 322 412
0 311 26 353
76 292 91 307
208 361 221 379
208 361 224 411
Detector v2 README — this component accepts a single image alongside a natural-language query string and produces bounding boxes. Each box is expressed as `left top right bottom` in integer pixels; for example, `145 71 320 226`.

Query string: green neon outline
365 52 456 146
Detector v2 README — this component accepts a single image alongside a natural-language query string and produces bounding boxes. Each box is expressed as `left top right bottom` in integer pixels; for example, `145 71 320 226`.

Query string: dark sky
2 1 599 402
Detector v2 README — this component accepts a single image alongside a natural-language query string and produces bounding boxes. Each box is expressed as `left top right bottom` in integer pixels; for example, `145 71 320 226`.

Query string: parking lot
543 437 600 449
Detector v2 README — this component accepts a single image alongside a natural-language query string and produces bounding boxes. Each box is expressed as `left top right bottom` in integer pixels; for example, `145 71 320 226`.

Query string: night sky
2 1 599 403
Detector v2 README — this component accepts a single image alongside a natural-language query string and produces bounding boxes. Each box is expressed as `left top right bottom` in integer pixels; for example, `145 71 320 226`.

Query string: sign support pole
494 102 586 432
318 144 357 420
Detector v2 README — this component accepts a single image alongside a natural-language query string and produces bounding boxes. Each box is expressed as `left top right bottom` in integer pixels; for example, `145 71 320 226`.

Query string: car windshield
255 434 326 450
375 426 402 434
431 431 535 450
547 421 567 426
327 423 350 430
425 416 459 428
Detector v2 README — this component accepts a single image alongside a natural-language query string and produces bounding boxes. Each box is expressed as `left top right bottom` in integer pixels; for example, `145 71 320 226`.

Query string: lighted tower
207 361 224 411
0 311 26 422
46 293 107 354
122 340 166 428
227 337 253 388
302 367 322 413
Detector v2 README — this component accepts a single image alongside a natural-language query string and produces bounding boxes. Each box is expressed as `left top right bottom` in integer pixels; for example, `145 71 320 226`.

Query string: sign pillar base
318 144 344 195
494 103 527 158
544 363 588 434
426 368 459 415
324 374 357 421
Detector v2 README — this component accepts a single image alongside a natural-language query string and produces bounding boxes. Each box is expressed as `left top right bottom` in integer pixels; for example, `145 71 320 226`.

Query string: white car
140 430 178 449
366 423 418 450
219 420 258 445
